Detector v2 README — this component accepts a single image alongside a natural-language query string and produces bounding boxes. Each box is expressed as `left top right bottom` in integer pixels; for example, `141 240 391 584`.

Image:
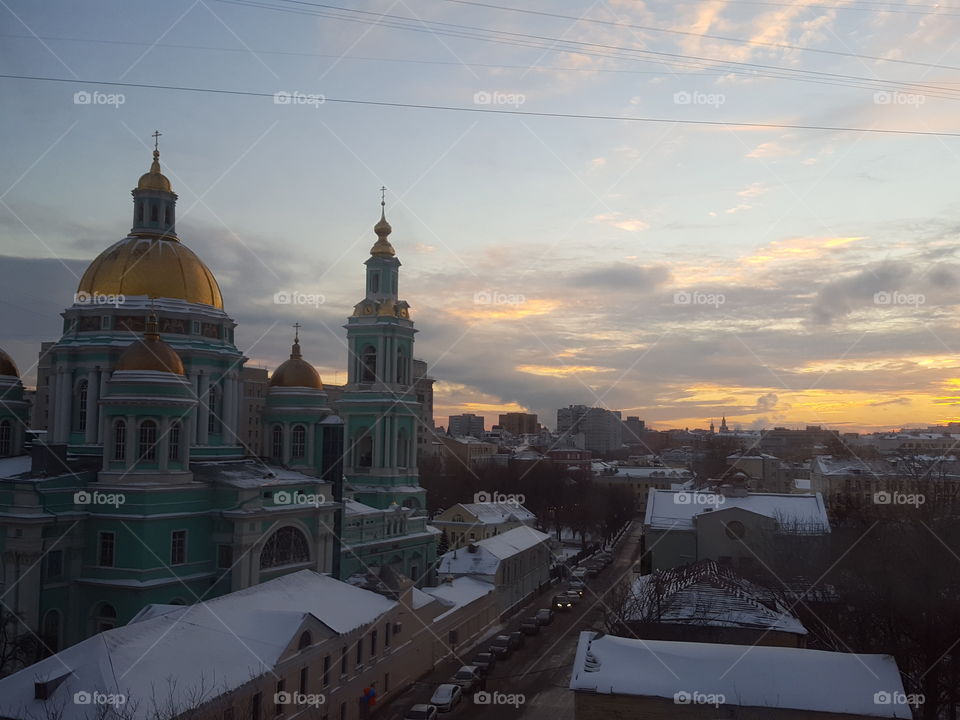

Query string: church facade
0 145 436 656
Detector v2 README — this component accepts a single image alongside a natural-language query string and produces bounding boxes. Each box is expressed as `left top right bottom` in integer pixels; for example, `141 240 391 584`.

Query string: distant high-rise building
448 413 484 438
499 412 538 436
623 416 645 444
239 366 268 454
557 405 622 456
413 359 435 460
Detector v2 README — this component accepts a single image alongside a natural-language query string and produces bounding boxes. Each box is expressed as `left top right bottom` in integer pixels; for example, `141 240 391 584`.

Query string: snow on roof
344 498 382 515
615 467 693 479
0 455 31 479
456 501 535 524
644 489 830 533
410 586 435 610
794 478 812 490
0 571 395 719
422 577 495 620
192 460 321 488
438 526 550 576
630 561 806 634
570 632 909 717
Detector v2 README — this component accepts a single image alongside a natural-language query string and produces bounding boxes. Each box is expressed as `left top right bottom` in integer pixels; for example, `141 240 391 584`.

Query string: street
380 521 644 719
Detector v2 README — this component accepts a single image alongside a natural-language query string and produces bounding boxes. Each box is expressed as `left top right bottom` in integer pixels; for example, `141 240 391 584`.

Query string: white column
84 369 99 444
190 372 200 444
183 415 192 465
306 423 315 466
159 416 170 472
97 370 110 444
57 369 70 443
375 419 384 469
198 374 210 445
223 373 235 444
377 336 385 384
282 422 291 465
125 414 137 470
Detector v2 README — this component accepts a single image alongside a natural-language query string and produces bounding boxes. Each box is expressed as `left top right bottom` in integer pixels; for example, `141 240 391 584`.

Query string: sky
3 0 960 433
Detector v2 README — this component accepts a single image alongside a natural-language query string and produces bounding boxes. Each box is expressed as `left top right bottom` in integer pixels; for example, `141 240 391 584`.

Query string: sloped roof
438 526 550 576
458 501 535 524
644 489 830 533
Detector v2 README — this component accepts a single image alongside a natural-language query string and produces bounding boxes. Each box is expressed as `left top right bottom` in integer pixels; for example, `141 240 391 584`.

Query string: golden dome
370 207 396 258
270 335 323 389
116 314 185 375
0 347 19 377
77 236 223 309
137 149 173 192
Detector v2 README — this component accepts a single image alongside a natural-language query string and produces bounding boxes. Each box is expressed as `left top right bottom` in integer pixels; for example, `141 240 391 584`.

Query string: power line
4 72 960 137
440 0 960 72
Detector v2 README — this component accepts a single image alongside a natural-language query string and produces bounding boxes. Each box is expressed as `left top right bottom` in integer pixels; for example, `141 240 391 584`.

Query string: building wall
239 366 268 455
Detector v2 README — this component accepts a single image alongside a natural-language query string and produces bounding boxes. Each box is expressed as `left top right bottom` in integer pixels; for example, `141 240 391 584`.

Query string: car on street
535 608 555 625
508 631 525 650
489 634 513 658
430 684 462 713
471 652 497 675
568 579 586 596
451 665 481 692
561 590 583 606
404 705 438 720
520 617 540 635
553 594 574 611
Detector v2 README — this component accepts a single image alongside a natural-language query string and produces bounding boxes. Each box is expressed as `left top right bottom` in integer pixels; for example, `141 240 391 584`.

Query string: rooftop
644 489 830 533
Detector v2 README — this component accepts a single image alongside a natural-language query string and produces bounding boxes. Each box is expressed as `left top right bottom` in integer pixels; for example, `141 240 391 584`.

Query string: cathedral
0 143 437 654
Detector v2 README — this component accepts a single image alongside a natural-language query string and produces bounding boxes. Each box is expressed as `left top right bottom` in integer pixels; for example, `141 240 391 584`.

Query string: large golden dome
271 335 323 389
116 314 185 375
77 236 223 309
0 347 19 377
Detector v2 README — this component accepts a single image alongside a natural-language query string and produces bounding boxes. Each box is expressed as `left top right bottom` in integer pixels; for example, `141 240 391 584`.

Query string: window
340 646 347 675
369 272 380 293
165 205 172 226
299 667 308 694
251 692 262 720
397 428 409 468
396 348 408 384
274 680 284 716
339 702 346 720
150 203 159 222
42 610 61 653
724 520 747 540
170 530 187 565
76 380 88 432
370 629 377 657
355 430 373 468
136 201 144 222
139 420 158 461
218 544 234 569
94 603 117 633
271 425 283 459
45 549 63 579
168 421 181 461
291 425 306 459
384 621 391 647
259 526 309 569
322 655 331 686
361 346 377 383
356 638 363 666
384 672 390 692
114 420 126 461
0 420 10 456
98 532 115 567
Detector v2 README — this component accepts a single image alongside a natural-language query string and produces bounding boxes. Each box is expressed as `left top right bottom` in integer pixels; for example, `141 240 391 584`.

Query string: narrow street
380 521 644 719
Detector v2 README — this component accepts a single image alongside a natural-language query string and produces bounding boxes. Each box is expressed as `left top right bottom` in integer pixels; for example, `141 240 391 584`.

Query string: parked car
471 652 497 675
553 594 574 611
535 608 555 625
568 579 586 595
520 617 541 635
489 634 513 658
508 631 525 650
562 590 583 606
430 684 462 713
404 705 438 720
451 665 480 692
571 566 588 579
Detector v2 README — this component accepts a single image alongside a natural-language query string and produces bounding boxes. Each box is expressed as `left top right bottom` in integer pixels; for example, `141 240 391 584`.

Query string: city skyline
4 0 960 434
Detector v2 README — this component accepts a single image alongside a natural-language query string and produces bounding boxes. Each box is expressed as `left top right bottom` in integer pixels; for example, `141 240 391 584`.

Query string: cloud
746 141 797 159
593 213 650 232
738 183 768 198
755 392 779 411
570 263 672 289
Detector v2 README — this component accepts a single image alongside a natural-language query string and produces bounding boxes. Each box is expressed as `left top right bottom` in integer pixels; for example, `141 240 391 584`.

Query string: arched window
361 346 377 383
207 385 219 434
114 420 126 461
298 631 312 650
271 425 283 459
259 526 310 569
0 420 11 456
93 603 117 634
164 205 172 226
355 430 373 468
75 380 88 432
41 609 61 654
397 428 409 468
150 203 158 222
139 420 158 461
292 425 306 459
136 201 144 223
396 348 408 384
168 421 181 461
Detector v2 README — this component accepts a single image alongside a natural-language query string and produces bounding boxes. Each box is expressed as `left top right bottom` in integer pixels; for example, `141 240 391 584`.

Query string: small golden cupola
270 329 323 389
0 347 19 378
116 312 185 375
369 190 396 258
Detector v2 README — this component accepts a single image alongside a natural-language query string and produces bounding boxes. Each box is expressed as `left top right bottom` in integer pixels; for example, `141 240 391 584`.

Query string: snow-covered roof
644 489 830 533
0 455 31 479
449 501 535 525
570 632 909 717
0 571 395 720
422 577 495 620
344 498 382 515
438 526 550 576
614 467 693 479
192 460 322 488
629 561 806 634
